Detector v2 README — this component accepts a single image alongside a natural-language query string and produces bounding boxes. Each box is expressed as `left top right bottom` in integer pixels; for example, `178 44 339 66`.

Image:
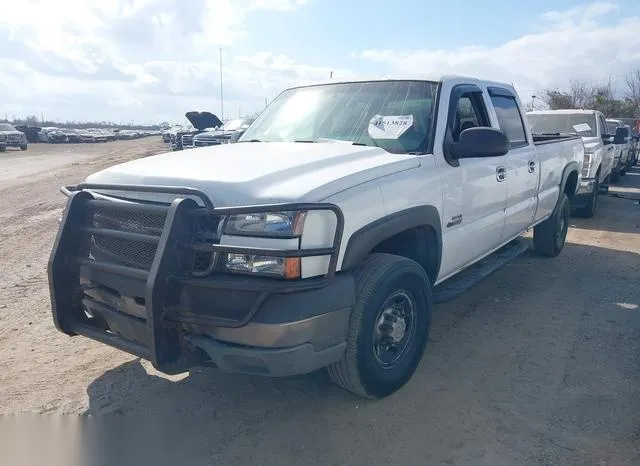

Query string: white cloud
0 0 322 123
1 1 639 123
354 2 640 105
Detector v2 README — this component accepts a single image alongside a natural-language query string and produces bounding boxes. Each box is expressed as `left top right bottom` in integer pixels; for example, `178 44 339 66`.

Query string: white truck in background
48 75 583 399
527 109 614 217
605 118 632 181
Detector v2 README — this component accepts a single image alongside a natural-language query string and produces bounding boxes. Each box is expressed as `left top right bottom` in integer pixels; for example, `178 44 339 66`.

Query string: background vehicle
527 109 613 217
178 111 222 150
606 119 631 180
48 75 582 399
0 122 28 151
193 118 255 147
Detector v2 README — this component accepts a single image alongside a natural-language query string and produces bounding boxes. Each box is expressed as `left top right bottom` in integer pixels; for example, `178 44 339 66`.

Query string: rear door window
490 95 528 149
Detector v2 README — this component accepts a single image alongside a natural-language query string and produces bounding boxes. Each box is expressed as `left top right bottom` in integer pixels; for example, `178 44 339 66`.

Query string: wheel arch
340 206 442 283
557 161 579 209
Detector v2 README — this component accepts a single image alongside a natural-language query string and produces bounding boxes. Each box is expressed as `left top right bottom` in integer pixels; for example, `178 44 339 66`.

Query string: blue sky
1 0 639 124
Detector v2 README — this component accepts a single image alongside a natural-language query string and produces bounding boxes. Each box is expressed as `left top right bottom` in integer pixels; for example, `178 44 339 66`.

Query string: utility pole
330 71 333 79
219 47 224 122
531 95 536 111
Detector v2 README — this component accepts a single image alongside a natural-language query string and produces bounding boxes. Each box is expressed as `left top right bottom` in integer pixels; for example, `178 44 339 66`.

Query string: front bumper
48 183 347 376
5 140 25 147
571 178 597 208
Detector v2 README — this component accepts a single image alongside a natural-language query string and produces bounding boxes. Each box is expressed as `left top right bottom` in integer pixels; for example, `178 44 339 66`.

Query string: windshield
240 80 438 154
0 123 16 131
527 113 597 137
224 118 254 131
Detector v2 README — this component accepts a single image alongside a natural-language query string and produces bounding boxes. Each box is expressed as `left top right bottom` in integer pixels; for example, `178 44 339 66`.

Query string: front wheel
534 193 570 257
327 254 432 399
20 144 27 151
575 177 599 218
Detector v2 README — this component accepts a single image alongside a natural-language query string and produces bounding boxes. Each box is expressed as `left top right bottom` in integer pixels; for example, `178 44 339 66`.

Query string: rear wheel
534 193 570 257
327 254 432 399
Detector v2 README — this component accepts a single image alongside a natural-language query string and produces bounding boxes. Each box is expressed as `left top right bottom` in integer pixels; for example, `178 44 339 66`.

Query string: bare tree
624 69 640 117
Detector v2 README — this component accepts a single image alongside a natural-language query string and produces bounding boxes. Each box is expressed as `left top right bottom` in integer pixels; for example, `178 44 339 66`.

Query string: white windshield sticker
368 115 414 140
573 123 591 132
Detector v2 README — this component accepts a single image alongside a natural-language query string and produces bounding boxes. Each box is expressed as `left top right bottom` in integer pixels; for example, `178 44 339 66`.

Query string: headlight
223 211 307 237
222 210 307 279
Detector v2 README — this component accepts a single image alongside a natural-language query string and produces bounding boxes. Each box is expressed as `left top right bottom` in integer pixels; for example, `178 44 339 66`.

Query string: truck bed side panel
533 136 583 222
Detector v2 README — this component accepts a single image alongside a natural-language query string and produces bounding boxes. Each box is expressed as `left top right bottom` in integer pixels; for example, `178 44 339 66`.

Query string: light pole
219 47 224 122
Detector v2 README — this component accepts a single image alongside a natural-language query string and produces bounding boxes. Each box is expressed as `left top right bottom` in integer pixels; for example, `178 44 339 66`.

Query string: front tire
534 193 570 257
575 177 599 218
20 144 27 151
327 254 432 399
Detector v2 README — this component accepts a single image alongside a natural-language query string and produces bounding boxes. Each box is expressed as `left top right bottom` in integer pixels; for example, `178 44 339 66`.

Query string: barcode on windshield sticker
368 115 414 140
573 123 591 132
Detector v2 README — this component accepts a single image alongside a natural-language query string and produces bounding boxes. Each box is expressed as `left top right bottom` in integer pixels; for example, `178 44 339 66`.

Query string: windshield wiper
239 139 265 143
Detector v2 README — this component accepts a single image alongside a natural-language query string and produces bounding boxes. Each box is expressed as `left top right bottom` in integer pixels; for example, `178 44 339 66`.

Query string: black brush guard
48 183 344 372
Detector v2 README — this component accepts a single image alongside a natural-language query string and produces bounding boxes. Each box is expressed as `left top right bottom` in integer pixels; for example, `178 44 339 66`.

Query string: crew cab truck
527 109 613 218
48 75 583 399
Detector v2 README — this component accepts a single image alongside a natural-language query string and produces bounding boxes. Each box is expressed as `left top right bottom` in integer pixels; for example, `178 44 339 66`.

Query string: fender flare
556 161 579 211
341 206 442 279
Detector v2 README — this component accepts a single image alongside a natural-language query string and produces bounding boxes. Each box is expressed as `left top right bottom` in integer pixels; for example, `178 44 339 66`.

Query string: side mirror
614 127 628 145
602 134 613 145
451 127 510 159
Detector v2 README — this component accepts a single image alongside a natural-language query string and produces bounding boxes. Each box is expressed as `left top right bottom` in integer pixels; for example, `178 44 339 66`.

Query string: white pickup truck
48 75 583 399
527 109 613 217
605 119 632 181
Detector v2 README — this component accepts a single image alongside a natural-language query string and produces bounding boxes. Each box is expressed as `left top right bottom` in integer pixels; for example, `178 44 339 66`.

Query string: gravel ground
0 140 639 465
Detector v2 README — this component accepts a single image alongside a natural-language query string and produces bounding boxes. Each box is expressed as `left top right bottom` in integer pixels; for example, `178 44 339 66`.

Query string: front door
438 85 508 278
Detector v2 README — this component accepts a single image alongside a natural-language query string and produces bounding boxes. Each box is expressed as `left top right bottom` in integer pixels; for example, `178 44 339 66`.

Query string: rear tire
327 253 432 399
0 145 5 152
534 193 570 257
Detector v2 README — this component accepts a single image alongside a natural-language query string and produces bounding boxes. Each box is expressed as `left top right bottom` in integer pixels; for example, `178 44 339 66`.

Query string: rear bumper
48 184 347 376
571 178 596 208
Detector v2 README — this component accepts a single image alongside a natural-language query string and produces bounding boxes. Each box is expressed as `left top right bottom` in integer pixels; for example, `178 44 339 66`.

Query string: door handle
528 160 536 173
496 166 506 182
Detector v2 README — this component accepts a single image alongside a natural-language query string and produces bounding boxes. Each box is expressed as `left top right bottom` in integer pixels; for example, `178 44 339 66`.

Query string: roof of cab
291 73 516 90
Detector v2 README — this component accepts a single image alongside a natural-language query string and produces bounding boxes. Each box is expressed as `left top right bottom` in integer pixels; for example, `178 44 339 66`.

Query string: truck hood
84 141 420 207
185 111 222 131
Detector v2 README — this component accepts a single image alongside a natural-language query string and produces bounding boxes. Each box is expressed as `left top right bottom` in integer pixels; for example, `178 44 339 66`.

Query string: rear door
486 87 539 243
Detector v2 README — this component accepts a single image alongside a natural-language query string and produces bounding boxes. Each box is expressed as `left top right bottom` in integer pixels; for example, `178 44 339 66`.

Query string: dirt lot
1 140 639 465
